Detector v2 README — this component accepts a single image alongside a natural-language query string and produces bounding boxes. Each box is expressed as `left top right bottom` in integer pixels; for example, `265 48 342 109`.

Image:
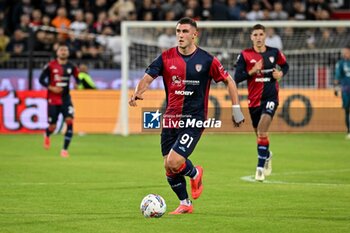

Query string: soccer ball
140 194 166 218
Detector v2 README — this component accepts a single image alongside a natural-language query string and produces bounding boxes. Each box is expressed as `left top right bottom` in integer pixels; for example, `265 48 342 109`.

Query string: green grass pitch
0 133 349 233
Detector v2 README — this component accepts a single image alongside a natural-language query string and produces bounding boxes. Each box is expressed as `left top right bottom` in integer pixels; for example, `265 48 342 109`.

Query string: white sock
180 199 192 206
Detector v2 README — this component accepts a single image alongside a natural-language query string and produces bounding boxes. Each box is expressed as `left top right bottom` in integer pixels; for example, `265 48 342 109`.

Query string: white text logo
175 90 194 96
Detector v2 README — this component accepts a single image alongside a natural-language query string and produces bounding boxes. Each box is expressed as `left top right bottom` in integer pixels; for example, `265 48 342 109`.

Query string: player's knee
48 124 56 132
166 159 183 173
65 118 73 126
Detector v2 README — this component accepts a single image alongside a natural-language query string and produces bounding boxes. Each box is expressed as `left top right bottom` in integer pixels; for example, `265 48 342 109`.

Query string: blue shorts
342 92 350 109
249 100 278 128
161 127 203 158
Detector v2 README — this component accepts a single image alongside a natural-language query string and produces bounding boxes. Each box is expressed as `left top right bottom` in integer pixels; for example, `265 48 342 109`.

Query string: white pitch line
240 168 350 186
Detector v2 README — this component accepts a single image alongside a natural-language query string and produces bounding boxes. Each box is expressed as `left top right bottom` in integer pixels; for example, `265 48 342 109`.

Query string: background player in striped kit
39 44 80 158
234 24 289 182
129 17 244 214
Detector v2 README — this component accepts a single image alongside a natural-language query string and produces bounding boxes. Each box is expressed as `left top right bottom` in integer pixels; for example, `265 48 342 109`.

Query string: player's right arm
129 54 163 107
129 74 154 107
334 61 342 96
39 64 62 94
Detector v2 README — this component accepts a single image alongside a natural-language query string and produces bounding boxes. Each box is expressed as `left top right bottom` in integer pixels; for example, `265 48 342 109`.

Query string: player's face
176 24 197 49
251 29 266 49
342 48 350 60
56 46 70 60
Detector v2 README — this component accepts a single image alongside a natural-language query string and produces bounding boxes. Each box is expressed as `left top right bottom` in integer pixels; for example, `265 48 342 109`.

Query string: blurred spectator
212 0 230 20
41 0 59 19
11 0 34 32
0 11 5 29
335 27 350 47
316 28 336 48
51 7 71 33
265 27 283 50
246 1 264 21
260 0 274 10
184 0 201 20
96 26 121 65
288 0 306 20
261 8 270 20
305 28 316 49
31 9 43 26
84 11 95 33
6 29 28 56
41 14 53 27
157 28 176 51
227 0 242 20
70 9 87 35
201 0 213 20
78 63 97 89
108 0 136 21
67 0 82 20
269 2 289 20
142 11 154 21
163 10 176 21
137 0 158 21
92 0 110 19
15 14 31 37
94 11 112 34
306 0 332 20
81 34 103 60
0 26 10 63
34 30 54 53
281 27 293 49
159 0 184 20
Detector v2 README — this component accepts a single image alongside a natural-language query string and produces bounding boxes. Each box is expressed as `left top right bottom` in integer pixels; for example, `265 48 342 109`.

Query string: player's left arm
223 75 245 127
72 65 81 89
272 50 289 81
210 57 244 126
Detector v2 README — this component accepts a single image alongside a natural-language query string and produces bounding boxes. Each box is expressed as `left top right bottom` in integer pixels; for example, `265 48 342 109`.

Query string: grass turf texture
0 133 349 233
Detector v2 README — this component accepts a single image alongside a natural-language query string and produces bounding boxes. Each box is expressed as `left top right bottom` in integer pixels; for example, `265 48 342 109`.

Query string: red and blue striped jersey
146 47 229 122
234 46 289 108
39 60 79 105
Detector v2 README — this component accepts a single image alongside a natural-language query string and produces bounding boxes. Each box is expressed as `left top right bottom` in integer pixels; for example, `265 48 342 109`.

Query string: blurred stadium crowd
0 0 349 68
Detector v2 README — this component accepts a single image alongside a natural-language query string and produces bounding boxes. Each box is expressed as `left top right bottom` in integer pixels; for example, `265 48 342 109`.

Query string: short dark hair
251 24 265 33
57 43 68 49
177 17 197 29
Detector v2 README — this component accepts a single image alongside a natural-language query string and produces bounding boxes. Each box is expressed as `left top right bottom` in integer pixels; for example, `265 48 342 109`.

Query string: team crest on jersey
53 69 58 73
67 68 72 74
170 65 177 70
250 59 257 63
269 56 275 63
195 64 202 72
172 75 181 85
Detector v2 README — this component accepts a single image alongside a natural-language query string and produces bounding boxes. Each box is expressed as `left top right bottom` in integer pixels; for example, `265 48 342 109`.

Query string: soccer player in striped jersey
234 24 289 182
39 44 80 158
129 17 245 214
334 45 350 139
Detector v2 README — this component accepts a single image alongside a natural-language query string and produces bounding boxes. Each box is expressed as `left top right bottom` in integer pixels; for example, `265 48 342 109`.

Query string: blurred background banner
0 89 342 134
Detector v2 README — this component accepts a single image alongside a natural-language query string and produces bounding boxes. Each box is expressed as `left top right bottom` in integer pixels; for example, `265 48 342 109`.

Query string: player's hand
272 68 283 81
129 94 143 107
232 105 245 127
249 59 263 75
334 86 340 97
48 85 63 94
